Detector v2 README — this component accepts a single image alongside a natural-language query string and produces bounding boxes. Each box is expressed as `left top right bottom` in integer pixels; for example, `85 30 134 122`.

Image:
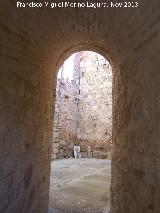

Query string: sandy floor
49 158 111 213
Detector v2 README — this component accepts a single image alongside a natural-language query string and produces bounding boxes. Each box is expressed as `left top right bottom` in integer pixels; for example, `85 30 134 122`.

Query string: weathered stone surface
80 152 88 158
53 51 112 159
93 150 108 159
53 143 59 149
52 66 79 159
77 52 112 157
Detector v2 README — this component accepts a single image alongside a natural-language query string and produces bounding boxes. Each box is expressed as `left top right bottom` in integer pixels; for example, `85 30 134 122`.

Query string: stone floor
49 158 111 213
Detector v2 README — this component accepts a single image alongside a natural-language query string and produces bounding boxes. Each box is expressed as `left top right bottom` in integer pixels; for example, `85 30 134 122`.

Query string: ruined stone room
1 1 160 213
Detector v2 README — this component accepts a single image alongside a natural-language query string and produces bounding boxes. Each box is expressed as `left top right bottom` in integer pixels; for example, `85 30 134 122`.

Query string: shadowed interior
1 0 160 212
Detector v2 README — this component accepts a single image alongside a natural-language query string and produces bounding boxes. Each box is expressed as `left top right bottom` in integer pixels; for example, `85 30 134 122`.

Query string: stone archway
1 1 160 212
50 51 112 212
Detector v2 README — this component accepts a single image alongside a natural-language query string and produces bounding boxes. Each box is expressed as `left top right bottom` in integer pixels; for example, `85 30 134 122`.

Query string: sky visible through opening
58 51 109 81
58 54 75 80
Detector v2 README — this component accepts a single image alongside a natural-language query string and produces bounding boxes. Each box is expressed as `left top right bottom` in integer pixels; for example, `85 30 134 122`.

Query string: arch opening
49 51 112 212
1 2 159 213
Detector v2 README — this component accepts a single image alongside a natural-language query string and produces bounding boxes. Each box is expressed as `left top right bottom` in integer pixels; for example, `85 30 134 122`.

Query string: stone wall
52 51 112 159
52 65 79 159
78 52 112 159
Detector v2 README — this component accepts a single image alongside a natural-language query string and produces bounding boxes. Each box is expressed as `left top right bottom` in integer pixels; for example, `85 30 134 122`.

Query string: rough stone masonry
52 51 112 159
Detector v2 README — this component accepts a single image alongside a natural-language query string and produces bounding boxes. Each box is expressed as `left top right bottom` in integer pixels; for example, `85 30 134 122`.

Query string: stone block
53 148 59 154
60 140 67 146
52 153 57 160
53 143 59 149
93 151 107 159
53 132 59 138
81 152 88 158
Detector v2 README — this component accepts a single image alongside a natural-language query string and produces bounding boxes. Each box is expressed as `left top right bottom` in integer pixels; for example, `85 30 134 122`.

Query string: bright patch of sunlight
58 54 75 81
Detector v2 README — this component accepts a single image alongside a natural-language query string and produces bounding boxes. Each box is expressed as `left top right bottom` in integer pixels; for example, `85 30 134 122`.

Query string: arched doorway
50 51 112 212
1 1 159 212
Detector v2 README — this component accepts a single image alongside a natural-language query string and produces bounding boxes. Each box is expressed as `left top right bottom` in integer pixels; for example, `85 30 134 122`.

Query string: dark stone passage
1 0 160 212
